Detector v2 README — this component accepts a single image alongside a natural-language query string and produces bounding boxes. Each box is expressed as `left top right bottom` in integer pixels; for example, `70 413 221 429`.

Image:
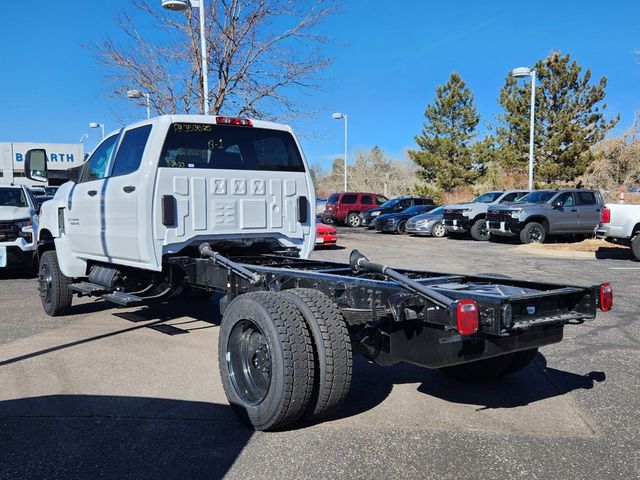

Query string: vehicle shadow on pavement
0 394 252 479
595 247 635 261
325 354 605 422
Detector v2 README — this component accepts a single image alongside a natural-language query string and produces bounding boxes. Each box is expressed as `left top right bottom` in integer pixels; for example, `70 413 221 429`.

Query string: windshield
327 194 339 203
404 205 431 215
160 123 305 172
518 191 556 204
379 198 402 209
474 192 503 203
0 188 29 208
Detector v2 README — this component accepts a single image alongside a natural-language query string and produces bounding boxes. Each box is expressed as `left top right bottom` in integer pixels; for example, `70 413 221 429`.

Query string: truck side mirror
25 149 48 182
552 200 563 209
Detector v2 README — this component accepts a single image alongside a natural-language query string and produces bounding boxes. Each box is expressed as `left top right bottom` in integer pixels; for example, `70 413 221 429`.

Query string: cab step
101 291 144 307
69 282 112 296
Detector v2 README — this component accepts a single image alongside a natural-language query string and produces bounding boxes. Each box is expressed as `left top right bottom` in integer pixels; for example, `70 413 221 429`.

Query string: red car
323 192 387 227
315 223 337 247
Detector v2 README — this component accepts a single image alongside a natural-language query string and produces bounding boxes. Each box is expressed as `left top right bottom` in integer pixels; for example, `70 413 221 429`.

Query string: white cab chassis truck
25 115 612 431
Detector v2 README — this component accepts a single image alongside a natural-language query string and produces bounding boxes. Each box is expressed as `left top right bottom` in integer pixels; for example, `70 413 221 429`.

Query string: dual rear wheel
218 289 352 431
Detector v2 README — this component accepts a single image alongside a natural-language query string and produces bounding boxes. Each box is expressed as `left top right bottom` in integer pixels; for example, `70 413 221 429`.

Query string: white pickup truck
23 114 612 431
0 184 38 269
596 203 640 260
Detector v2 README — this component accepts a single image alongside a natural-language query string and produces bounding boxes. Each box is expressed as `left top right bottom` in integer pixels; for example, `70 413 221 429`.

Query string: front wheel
431 222 446 238
632 234 640 261
396 220 407 234
347 212 361 227
470 219 490 241
218 291 315 431
38 250 73 316
519 222 546 244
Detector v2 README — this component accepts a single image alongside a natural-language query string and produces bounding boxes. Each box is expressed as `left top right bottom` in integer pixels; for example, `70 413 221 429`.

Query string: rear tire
632 234 640 261
431 222 446 238
38 250 73 316
347 212 361 227
519 222 546 244
470 219 490 241
281 289 352 420
218 291 315 431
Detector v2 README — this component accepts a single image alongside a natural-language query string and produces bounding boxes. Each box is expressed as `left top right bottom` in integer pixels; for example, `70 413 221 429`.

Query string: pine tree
494 51 619 185
408 72 481 192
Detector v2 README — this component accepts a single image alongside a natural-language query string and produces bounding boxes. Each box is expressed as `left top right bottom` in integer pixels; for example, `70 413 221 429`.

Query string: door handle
88 190 98 197
123 186 136 193
571 209 577 212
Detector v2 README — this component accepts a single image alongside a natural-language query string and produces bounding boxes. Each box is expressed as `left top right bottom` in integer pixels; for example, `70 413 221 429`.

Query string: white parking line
609 267 640 270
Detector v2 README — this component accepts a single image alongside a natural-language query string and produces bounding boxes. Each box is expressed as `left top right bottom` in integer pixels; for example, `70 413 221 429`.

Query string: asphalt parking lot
1 229 639 479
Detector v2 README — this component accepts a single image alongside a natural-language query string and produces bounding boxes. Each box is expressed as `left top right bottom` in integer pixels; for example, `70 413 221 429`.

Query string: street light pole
162 0 209 115
127 89 152 119
89 122 105 140
527 70 536 191
332 112 348 192
512 66 536 190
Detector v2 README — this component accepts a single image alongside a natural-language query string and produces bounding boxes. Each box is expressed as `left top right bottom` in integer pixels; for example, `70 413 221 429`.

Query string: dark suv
487 189 605 244
323 192 387 227
361 196 434 228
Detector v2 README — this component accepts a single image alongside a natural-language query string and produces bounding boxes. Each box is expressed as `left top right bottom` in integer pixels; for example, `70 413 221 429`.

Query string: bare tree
94 0 337 119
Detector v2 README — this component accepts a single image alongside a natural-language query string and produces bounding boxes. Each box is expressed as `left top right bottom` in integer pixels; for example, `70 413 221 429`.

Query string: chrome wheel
227 319 272 405
39 263 53 306
432 222 446 238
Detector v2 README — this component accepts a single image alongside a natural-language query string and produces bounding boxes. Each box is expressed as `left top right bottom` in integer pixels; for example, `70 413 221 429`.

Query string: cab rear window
159 123 305 172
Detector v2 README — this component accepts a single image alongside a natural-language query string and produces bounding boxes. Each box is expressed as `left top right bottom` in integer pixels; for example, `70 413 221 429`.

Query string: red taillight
599 283 613 312
456 299 479 335
216 116 253 126
601 207 610 224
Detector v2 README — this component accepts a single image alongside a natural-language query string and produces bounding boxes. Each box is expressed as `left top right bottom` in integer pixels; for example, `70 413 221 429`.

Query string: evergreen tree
494 51 619 185
408 72 481 192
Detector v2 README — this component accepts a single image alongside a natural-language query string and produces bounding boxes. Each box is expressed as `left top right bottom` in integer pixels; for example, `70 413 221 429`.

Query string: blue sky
1 0 639 168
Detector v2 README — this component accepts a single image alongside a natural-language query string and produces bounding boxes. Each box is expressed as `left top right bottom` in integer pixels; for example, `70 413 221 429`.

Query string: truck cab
27 115 316 282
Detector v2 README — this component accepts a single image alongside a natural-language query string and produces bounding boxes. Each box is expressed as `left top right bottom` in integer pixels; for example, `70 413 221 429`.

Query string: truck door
103 125 152 263
576 191 602 232
66 135 118 260
548 192 579 233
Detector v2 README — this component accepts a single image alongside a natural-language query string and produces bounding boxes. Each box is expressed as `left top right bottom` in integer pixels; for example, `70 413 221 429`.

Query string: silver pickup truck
596 203 640 260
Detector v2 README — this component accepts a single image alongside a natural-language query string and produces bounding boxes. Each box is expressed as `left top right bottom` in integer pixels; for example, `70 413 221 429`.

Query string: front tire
431 222 446 238
38 250 73 316
347 212 361 227
396 220 407 234
218 291 315 431
632 234 640 261
519 222 546 244
470 219 490 241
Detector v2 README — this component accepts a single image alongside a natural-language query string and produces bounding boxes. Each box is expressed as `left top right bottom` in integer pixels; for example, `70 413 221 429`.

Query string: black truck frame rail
169 248 610 369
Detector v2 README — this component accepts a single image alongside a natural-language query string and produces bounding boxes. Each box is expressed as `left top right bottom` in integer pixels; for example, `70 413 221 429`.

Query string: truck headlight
510 209 523 218
460 208 472 217
371 211 380 217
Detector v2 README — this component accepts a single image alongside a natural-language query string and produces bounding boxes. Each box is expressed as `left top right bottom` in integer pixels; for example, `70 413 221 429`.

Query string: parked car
361 195 434 228
487 189 605 244
596 203 640 260
315 222 337 247
0 184 39 269
323 192 387 227
443 190 530 241
316 198 327 222
405 206 446 237
374 204 438 233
